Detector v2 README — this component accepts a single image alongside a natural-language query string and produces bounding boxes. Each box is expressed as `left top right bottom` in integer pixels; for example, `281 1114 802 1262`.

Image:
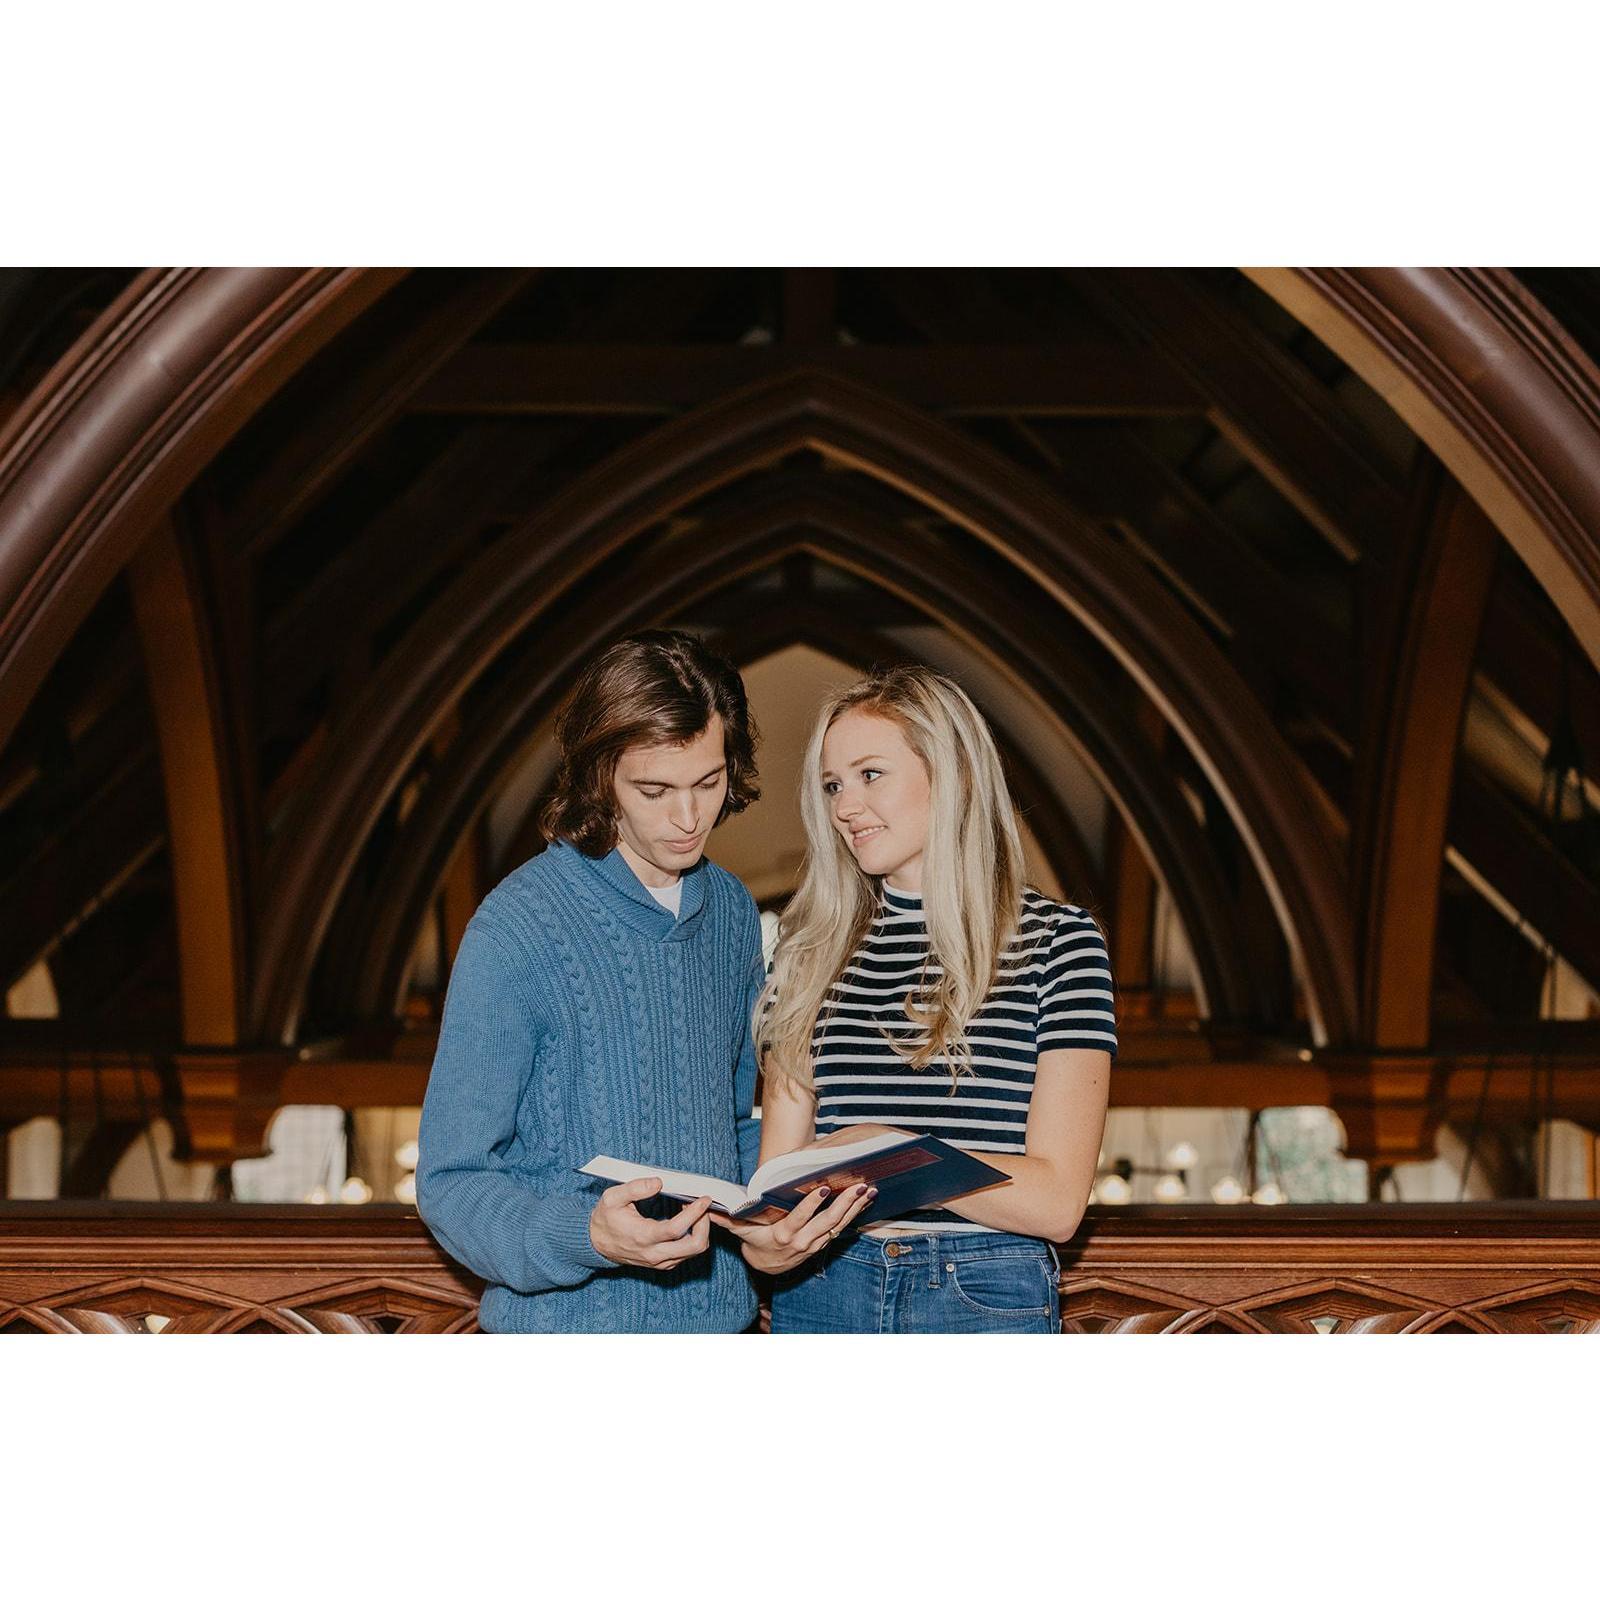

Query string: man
416 628 769 1332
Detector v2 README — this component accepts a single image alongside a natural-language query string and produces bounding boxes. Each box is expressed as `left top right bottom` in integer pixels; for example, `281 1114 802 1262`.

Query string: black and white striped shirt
811 884 1117 1233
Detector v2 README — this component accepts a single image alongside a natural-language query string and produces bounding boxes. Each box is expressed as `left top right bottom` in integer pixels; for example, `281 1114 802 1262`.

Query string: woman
724 665 1115 1333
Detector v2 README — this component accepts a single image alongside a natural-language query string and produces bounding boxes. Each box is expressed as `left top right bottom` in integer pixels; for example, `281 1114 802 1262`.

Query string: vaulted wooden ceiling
3 267 1599 1186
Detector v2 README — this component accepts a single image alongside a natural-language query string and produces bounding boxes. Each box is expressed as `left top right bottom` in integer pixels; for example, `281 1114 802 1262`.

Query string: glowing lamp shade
1166 1141 1199 1169
1210 1175 1246 1204
395 1139 420 1171
340 1176 373 1205
1252 1182 1286 1205
394 1172 417 1204
1153 1173 1187 1202
1096 1174 1133 1204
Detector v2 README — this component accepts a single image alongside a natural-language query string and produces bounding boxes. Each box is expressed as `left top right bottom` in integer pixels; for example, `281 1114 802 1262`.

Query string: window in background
232 1106 347 1203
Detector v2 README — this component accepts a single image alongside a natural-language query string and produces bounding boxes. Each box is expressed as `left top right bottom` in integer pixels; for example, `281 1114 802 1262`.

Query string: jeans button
886 1242 902 1258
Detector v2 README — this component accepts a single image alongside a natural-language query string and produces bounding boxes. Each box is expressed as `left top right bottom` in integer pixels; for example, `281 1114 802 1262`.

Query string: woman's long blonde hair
755 665 1025 1094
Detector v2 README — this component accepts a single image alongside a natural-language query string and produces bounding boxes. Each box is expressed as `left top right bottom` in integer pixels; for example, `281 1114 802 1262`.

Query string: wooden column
1105 695 1164 991
127 520 245 1049
437 817 484 982
1342 474 1500 1160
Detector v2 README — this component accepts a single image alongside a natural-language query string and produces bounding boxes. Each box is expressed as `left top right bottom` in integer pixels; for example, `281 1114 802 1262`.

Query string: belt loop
928 1234 940 1289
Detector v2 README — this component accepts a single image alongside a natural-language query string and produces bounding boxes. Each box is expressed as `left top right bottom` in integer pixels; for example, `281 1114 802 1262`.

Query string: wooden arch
0 269 403 754
251 366 1352 1044
12 270 1597 1060
465 606 1104 925
702 607 1104 914
324 487 1261 1031
1250 268 1600 674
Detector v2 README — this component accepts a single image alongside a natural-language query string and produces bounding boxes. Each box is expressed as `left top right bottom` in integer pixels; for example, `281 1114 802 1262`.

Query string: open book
580 1130 1007 1226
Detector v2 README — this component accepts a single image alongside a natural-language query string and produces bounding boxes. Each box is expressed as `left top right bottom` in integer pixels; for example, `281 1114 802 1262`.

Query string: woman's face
820 709 931 892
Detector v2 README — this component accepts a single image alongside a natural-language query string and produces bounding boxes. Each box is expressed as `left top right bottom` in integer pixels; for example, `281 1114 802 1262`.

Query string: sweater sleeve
732 897 766 1186
416 917 614 1293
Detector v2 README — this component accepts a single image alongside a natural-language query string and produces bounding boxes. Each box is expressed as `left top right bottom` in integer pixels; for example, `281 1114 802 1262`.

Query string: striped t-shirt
811 883 1117 1234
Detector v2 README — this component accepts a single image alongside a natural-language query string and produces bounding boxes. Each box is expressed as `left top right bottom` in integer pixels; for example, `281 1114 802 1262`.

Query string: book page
748 1130 912 1197
579 1156 748 1213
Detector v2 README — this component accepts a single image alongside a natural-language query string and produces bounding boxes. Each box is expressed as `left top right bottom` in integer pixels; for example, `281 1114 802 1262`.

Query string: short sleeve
1036 906 1118 1059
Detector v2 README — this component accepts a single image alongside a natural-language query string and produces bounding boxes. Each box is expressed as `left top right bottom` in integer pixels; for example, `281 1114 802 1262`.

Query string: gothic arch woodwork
1077 269 1408 564
253 368 1346 1044
1250 268 1600 675
705 607 1105 917
323 492 1259 1032
7 269 1600 1165
0 268 404 754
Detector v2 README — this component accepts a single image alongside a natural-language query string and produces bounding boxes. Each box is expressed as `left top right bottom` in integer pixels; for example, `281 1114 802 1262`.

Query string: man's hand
711 1182 876 1275
588 1178 714 1271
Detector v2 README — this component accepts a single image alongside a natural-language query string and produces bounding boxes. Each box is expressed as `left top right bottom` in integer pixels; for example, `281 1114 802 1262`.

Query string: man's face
611 715 729 887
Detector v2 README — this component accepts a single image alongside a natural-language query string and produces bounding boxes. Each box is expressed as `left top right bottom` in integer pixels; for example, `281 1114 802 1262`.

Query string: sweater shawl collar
547 839 710 942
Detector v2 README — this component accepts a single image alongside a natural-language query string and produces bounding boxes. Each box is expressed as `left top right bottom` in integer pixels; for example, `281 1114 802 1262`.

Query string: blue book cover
739 1133 1008 1226
581 1132 1009 1226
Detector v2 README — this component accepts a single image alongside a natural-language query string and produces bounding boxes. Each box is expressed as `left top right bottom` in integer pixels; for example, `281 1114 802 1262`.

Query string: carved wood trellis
3 1202 1598 1333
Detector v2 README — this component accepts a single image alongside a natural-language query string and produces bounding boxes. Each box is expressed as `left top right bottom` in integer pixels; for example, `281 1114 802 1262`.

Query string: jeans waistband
839 1231 1059 1270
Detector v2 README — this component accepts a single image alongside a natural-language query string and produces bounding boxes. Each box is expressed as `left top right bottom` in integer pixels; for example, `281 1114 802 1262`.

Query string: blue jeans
770 1230 1062 1334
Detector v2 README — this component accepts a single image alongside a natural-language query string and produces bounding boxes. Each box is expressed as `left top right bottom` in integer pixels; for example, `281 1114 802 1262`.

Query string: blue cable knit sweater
416 841 764 1333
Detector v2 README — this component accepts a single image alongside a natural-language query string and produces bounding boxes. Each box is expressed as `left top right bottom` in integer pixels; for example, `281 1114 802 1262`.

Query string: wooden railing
3 1201 1600 1332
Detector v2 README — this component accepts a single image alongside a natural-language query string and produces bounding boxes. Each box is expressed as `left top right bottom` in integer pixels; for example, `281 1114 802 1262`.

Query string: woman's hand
711 1181 877 1275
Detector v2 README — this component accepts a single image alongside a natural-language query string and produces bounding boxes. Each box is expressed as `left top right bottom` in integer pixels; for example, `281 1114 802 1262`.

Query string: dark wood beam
0 746 164 992
256 277 749 756
1073 269 1407 563
1449 762 1600 998
231 270 536 558
409 341 1207 418
333 485 1258 1031
0 628 141 815
1477 569 1600 790
1351 477 1499 1049
0 269 403 760
250 368 1357 1047
877 272 1357 738
11 1035 1600 1130
1023 419 1354 731
676 578 926 634
184 489 263 918
783 269 836 346
259 420 553 737
128 519 249 1046
1105 694 1164 989
1250 268 1600 678
859 278 1351 1024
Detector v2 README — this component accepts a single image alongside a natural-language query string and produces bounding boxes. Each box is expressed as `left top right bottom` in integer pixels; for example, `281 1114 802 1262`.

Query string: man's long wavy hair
539 630 760 856
755 665 1024 1094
